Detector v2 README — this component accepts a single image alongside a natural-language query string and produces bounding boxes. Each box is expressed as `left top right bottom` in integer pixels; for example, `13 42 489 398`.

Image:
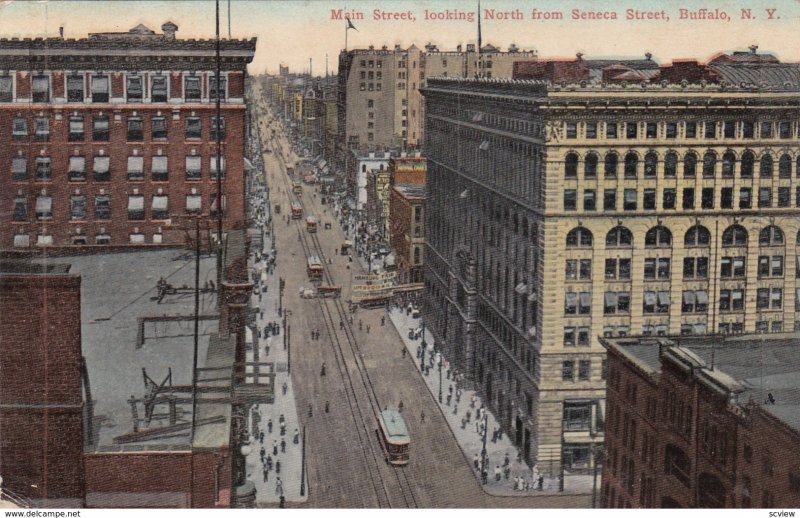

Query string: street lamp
480 411 489 485
438 352 443 403
421 321 427 350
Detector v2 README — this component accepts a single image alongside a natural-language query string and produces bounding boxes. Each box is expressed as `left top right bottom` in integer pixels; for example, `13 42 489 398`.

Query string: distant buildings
601 334 800 509
421 49 800 474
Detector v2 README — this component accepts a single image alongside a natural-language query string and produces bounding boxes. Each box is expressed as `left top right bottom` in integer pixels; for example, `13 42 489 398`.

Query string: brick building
0 22 255 250
389 184 426 284
601 334 800 508
421 49 800 474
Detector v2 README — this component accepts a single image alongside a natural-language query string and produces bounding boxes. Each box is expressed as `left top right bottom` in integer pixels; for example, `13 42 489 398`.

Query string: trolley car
306 215 318 233
317 285 341 298
292 181 303 195
376 409 410 466
290 202 303 220
307 256 324 280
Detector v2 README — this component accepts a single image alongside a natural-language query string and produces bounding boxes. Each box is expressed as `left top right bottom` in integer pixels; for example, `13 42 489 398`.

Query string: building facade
0 22 255 250
421 51 800 474
389 184 426 284
601 334 800 509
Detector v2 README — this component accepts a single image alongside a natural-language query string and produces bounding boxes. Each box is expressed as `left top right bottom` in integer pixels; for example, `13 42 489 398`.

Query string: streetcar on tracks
306 215 318 233
340 240 352 255
376 409 410 466
307 256 324 281
290 202 303 220
317 284 341 298
292 181 303 195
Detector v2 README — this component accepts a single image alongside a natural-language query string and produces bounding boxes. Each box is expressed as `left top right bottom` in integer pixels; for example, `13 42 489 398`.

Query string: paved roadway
250 83 588 509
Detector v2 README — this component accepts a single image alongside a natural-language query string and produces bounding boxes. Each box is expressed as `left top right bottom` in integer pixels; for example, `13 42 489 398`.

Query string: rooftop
603 333 800 434
380 409 409 440
394 184 426 199
34 250 230 453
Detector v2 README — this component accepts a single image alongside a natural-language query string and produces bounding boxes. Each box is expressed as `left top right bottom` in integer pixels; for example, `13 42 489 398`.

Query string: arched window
741 151 754 177
624 152 638 178
565 152 578 178
722 151 735 177
684 153 697 177
665 444 690 486
604 153 618 178
685 225 711 247
606 226 633 247
703 151 717 177
644 151 658 177
585 153 598 178
760 155 773 178
664 152 678 177
722 225 748 247
779 154 792 178
759 225 784 246
566 227 593 248
645 226 672 247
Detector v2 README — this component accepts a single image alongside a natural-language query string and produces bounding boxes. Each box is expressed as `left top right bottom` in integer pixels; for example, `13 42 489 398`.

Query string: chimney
645 52 653 61
749 44 758 54
59 26 64 40
576 52 584 62
161 21 178 40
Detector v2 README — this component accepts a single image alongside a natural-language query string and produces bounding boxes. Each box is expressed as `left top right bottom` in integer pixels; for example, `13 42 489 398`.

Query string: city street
249 83 589 509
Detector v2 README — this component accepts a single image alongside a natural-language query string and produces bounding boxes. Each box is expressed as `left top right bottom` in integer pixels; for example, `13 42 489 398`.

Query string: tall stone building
421 49 800 474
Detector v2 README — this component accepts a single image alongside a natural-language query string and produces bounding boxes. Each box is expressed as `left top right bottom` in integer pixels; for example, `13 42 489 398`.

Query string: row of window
8 114 225 142
11 154 226 182
564 150 800 179
12 231 161 247
564 120 796 141
14 193 226 221
0 73 229 104
564 186 800 212
566 224 791 249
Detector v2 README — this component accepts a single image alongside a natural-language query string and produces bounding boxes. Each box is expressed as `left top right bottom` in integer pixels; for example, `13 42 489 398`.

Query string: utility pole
300 425 307 496
215 0 224 298
480 411 488 484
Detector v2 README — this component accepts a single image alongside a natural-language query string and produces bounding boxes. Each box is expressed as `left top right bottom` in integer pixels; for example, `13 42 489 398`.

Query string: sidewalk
388 307 595 496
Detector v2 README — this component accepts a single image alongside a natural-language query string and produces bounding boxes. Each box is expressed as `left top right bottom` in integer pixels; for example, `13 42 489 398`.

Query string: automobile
411 309 421 319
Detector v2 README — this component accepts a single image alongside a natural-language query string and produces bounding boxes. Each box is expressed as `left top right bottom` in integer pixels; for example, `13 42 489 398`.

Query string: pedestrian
281 438 286 453
282 381 288 395
280 424 286 436
259 431 265 444
537 475 544 491
293 428 299 444
453 404 458 415
366 325 370 334
266 454 273 471
466 410 471 423
308 404 313 417
325 400 330 413
340 320 344 330
320 362 326 376
456 388 462 404
381 316 385 326
495 465 502 482
481 468 488 485
273 440 278 456
420 411 425 423
504 465 511 480
263 466 269 483
492 428 498 443
402 347 407 358
449 385 453 395
358 320 362 331
470 395 476 408
260 446 265 462
473 453 479 469
461 417 467 429
275 477 283 496
504 452 510 467
267 419 273 434
475 421 480 433
398 400 404 413
279 414 285 426
446 394 452 406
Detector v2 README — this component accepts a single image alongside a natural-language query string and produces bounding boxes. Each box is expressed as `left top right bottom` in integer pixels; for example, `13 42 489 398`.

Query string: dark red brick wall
15 71 30 97
0 274 85 502
228 72 244 98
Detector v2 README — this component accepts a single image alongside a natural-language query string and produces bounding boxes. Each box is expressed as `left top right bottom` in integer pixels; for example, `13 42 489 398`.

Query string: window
605 258 631 280
644 152 657 177
211 116 225 140
701 187 715 209
759 226 784 246
563 190 577 211
186 117 202 140
210 155 226 179
150 156 168 182
209 75 226 101
645 226 671 247
720 289 745 311
128 194 144 220
32 75 49 103
35 157 51 181
0 75 13 102
721 187 733 209
643 189 656 210
720 256 746 278
760 155 773 178
704 121 716 139
127 117 143 141
152 194 169 220
586 122 597 139
703 151 716 178
563 401 591 430
92 115 109 141
626 122 637 139
606 226 633 247
779 121 791 139
34 116 49 141
684 153 697 177
93 156 110 182
643 291 670 313
777 187 790 208
95 194 110 219
210 193 226 215
682 188 695 209
184 76 201 101
566 259 592 280
743 121 754 138
91 75 109 103
645 122 657 138
186 192 202 214
152 116 168 140
126 75 143 102
564 327 575 347
664 152 677 177
624 153 638 178
683 257 709 279
759 187 772 208
65 75 85 102
685 121 697 138
666 122 677 138
723 120 736 138
604 189 617 211
12 196 27 221
127 156 144 181
722 225 748 247
12 157 27 181
623 189 637 211
740 188 752 209
186 155 201 180
604 292 631 314
583 190 596 211
68 156 85 182
70 194 86 220
566 227 592 247
685 225 710 247
12 117 27 140
95 231 111 245
758 255 784 278
779 154 792 178
644 257 671 279
682 290 708 313
151 75 168 102
604 153 618 177
585 153 598 177
564 153 578 177
35 195 52 220
566 122 577 139
722 152 735 177
68 117 85 141
562 361 575 381
577 361 591 382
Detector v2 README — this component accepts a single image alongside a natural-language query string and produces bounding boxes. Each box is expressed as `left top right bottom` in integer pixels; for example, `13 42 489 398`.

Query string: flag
346 18 358 31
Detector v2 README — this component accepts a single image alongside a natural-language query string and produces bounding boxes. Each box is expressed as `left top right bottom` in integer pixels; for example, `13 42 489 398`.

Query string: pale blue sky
0 0 798 73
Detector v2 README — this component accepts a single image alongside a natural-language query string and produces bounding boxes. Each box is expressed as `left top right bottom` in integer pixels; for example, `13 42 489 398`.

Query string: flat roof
393 184 426 199
604 333 800 433
35 250 228 452
380 409 409 440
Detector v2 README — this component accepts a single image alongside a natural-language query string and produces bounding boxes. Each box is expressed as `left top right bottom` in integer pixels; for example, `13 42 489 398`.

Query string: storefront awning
696 291 708 305
657 292 670 306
